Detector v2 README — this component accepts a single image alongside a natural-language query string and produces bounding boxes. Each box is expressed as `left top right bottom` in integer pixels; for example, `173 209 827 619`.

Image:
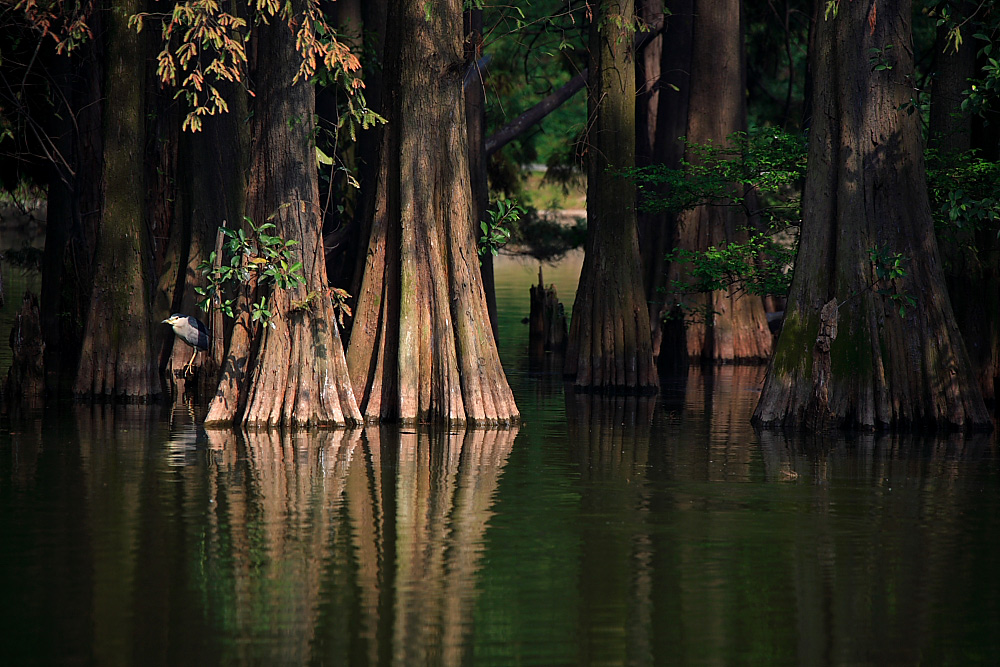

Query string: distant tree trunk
565 0 658 392
41 20 103 396
160 86 248 389
465 7 498 340
929 12 1000 406
753 0 991 431
666 0 772 365
637 0 692 369
346 0 518 425
929 19 975 154
204 3 360 427
319 0 363 290
5 291 45 401
348 0 388 307
74 0 160 400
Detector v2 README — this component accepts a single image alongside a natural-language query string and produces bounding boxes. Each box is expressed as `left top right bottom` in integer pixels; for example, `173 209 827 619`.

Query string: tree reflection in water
756 428 993 665
4 369 1000 664
565 390 657 666
194 425 518 665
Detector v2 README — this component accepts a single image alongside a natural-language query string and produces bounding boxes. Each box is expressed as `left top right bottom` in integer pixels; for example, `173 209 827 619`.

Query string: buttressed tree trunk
74 0 160 400
564 0 658 393
346 0 518 425
753 0 991 431
667 0 772 364
204 3 360 427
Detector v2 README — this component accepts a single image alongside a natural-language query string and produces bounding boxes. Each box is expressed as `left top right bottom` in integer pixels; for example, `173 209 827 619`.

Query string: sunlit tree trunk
346 0 518 425
565 0 658 392
666 0 772 365
753 0 991 431
74 0 159 400
204 2 360 427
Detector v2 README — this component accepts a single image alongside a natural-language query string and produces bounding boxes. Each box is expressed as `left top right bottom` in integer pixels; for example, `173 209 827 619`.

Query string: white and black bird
162 313 210 375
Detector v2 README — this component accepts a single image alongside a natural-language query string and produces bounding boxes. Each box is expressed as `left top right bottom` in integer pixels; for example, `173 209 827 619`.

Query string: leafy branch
479 197 523 258
195 217 304 327
626 128 807 230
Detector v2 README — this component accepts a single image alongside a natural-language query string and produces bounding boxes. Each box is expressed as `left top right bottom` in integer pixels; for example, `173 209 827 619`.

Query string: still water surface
2 253 1000 665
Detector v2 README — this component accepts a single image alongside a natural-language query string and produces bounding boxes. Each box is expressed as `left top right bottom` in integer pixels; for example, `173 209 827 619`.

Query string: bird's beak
161 318 172 324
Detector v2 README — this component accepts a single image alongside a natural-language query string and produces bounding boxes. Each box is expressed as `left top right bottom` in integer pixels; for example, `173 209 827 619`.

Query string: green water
2 253 999 665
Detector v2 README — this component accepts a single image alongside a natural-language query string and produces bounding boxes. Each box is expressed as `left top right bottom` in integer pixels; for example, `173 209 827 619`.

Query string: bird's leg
184 347 197 376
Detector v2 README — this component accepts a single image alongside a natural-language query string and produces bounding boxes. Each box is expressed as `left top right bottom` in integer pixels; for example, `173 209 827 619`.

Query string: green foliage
663 232 796 300
1 245 43 272
480 198 522 258
923 0 1000 118
483 0 589 171
868 44 894 71
627 128 804 307
868 245 916 317
926 148 1000 238
195 217 305 327
508 208 587 262
628 128 807 230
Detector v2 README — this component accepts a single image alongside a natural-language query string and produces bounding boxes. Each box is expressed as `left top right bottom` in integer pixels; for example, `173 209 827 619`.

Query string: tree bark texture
74 0 160 400
667 0 773 365
636 0 692 367
204 5 360 427
346 0 518 425
565 0 658 393
753 0 991 431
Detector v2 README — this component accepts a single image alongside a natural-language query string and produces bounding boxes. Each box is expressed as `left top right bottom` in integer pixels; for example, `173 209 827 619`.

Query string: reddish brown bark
666 0 772 365
565 0 658 393
204 4 360 427
346 0 518 425
753 0 991 431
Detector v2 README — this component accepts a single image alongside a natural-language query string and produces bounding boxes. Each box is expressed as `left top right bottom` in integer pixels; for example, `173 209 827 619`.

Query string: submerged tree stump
528 267 567 357
5 290 45 401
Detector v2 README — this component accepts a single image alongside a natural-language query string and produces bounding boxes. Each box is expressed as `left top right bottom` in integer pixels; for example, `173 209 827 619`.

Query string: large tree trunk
73 0 160 400
666 0 773 365
346 0 518 425
204 3 360 427
564 0 658 393
753 0 991 431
